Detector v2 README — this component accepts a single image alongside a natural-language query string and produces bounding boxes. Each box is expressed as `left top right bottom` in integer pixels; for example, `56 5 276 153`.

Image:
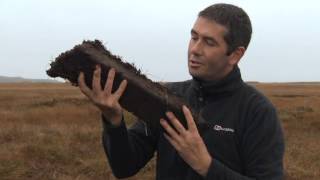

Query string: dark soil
46 40 209 132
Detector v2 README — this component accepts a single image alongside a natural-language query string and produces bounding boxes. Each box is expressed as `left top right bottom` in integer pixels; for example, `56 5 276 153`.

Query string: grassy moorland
0 83 319 179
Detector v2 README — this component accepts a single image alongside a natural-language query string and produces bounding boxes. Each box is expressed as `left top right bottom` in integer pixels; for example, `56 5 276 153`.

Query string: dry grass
253 83 320 180
0 82 319 179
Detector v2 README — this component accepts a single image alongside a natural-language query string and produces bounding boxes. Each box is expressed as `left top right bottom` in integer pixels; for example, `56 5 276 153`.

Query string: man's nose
190 40 202 56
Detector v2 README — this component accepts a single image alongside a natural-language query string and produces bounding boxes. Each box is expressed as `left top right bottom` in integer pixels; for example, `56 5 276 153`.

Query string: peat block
47 40 206 131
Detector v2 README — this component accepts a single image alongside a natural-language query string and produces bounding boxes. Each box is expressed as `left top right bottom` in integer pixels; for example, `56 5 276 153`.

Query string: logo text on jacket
213 125 235 133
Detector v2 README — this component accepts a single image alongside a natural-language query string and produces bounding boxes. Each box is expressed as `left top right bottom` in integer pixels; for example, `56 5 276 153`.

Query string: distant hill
0 75 60 83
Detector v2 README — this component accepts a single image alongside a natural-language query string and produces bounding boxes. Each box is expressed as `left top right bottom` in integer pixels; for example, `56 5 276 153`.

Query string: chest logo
213 125 235 133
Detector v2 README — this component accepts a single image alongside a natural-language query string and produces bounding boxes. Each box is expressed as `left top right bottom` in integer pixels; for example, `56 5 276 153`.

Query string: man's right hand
78 65 128 127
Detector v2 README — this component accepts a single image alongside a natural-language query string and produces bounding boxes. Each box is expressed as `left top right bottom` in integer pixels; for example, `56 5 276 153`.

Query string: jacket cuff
205 158 225 179
102 114 126 133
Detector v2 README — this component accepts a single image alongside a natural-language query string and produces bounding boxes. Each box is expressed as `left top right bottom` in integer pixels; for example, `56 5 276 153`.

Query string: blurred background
1 0 319 82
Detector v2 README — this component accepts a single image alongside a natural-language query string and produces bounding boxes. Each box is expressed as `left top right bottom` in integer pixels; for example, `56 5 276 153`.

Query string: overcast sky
0 0 319 82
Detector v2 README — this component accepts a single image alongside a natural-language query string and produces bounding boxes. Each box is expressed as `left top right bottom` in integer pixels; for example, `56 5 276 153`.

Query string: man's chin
189 71 205 81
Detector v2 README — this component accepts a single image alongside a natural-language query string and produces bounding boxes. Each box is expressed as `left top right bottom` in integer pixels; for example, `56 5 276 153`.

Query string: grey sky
1 0 319 82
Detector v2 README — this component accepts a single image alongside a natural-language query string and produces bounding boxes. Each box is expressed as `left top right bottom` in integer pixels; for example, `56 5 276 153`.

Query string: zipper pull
142 121 149 136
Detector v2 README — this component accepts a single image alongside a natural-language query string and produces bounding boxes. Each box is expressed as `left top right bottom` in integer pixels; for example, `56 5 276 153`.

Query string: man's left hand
160 105 212 177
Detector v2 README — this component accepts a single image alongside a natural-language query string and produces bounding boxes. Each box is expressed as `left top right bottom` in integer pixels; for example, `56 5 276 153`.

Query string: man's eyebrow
191 29 219 45
191 29 198 35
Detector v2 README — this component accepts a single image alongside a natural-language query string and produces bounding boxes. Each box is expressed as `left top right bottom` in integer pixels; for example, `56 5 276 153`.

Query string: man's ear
228 47 246 65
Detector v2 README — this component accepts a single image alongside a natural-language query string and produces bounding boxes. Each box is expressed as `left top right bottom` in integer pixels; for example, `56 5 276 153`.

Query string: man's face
188 17 233 81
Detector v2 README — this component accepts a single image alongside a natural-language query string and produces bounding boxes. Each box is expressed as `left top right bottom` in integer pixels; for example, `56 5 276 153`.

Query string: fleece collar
191 66 244 98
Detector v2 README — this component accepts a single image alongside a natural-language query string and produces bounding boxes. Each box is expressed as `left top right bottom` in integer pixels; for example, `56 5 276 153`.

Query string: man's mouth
189 59 202 68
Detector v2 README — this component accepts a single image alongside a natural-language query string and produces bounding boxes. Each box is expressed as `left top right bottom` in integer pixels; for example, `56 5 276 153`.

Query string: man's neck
195 66 236 83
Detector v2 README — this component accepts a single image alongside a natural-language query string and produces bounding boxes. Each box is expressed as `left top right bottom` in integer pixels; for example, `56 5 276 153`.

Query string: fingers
183 105 197 132
160 118 182 143
104 68 116 94
80 66 127 102
104 68 127 99
114 79 128 100
92 65 102 93
163 133 181 152
165 112 187 135
78 72 93 98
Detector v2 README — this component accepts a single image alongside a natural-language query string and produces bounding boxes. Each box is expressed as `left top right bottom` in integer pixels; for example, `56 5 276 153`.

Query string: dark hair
199 3 252 55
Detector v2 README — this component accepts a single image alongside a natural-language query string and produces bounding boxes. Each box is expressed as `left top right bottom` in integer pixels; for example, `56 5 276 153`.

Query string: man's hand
160 105 212 177
78 65 127 126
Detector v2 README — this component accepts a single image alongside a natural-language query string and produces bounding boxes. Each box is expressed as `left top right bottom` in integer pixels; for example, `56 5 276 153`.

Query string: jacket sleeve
205 102 285 180
101 115 158 179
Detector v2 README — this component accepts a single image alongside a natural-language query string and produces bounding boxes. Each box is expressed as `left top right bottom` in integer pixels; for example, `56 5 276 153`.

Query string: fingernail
166 111 173 117
182 105 186 111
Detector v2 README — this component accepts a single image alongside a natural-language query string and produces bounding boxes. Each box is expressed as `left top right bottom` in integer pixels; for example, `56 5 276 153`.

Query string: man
78 3 284 180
